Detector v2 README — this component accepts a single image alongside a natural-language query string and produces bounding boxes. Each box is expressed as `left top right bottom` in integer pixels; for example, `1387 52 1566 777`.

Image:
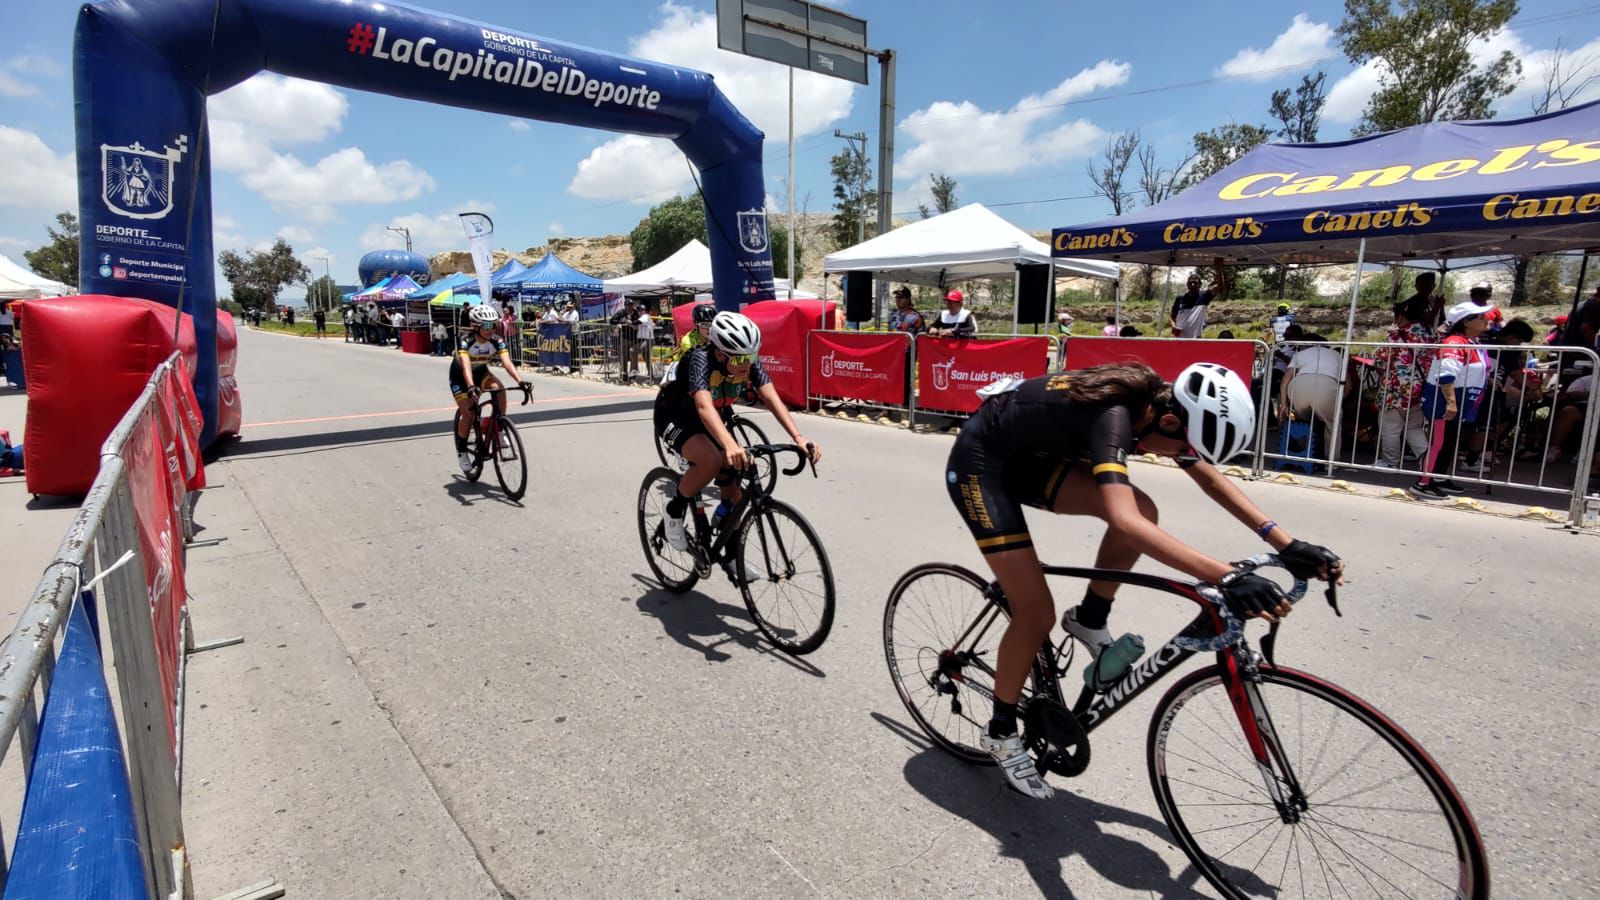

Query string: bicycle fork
1222 650 1310 824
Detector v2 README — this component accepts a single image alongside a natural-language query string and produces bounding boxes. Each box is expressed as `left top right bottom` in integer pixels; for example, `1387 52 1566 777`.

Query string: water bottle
710 500 731 531
1084 633 1145 692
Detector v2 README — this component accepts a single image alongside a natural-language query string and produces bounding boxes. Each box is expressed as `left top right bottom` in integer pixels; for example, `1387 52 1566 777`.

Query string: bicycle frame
684 444 812 570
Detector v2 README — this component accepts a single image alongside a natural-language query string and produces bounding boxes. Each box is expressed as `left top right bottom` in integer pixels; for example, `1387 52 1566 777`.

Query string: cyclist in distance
677 302 717 359
655 311 821 551
451 302 531 473
948 363 1343 799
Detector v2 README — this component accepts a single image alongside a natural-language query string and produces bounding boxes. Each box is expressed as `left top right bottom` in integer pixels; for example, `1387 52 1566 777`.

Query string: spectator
342 305 354 342
1539 374 1593 464
1565 284 1600 351
1055 309 1073 334
635 303 656 381
313 307 327 339
929 289 976 338
1373 299 1432 469
1478 318 1539 468
390 309 404 347
1270 302 1295 340
0 300 13 341
1169 257 1229 338
1280 334 1348 459
1547 314 1569 345
285 307 296 327
1411 300 1494 500
887 286 924 334
1101 314 1119 337
1216 329 1235 340
431 320 448 356
1401 271 1445 333
542 304 562 324
1119 325 1142 337
1269 322 1306 420
561 300 580 324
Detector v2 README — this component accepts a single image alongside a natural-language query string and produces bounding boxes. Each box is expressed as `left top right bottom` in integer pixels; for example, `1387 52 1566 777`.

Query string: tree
305 274 340 312
1086 132 1139 216
1337 0 1521 136
628 194 799 279
918 173 959 218
24 212 80 288
829 147 875 248
1134 143 1193 301
1531 39 1600 115
217 239 310 311
1184 123 1273 187
1270 72 1327 142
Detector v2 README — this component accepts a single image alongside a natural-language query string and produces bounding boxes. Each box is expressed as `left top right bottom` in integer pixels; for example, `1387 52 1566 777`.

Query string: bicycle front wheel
1148 664 1488 900
729 416 777 496
637 467 699 594
735 499 834 655
883 563 1012 766
491 416 528 500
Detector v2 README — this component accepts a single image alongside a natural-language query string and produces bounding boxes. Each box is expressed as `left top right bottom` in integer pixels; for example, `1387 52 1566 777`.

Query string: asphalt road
175 326 1599 899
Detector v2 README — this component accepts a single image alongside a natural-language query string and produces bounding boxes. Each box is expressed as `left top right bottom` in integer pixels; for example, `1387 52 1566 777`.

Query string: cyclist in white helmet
451 302 530 473
654 310 821 554
945 362 1344 800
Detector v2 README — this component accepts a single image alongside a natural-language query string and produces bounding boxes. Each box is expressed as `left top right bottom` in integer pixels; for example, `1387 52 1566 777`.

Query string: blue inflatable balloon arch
74 0 776 443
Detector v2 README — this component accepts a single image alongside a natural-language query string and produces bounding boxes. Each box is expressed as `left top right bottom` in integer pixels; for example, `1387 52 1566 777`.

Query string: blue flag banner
538 322 573 368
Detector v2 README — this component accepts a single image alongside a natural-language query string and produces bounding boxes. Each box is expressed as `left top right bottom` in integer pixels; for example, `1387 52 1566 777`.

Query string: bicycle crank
1024 699 1091 778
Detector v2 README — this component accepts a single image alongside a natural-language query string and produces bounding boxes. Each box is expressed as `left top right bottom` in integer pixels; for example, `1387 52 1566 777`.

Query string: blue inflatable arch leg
75 0 775 443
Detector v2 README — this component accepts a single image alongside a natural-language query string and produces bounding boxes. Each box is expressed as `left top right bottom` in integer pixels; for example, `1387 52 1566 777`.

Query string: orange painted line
243 390 640 429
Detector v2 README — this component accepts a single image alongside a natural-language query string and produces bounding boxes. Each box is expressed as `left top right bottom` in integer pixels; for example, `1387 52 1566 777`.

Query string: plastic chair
1272 419 1317 473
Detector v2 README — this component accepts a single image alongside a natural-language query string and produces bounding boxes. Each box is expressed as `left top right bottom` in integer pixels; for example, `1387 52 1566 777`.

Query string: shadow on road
443 476 525 508
631 574 824 677
872 711 1227 900
216 397 655 460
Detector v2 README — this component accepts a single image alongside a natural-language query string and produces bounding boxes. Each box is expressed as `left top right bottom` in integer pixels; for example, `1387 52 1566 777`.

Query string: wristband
1256 520 1278 540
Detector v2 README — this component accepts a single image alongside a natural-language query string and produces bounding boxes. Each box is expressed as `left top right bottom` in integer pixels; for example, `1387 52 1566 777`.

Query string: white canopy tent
603 239 801 296
823 203 1119 284
0 255 70 299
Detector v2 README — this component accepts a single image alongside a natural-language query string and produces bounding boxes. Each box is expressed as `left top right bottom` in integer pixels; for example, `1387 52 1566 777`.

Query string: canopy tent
409 272 473 300
0 255 71 298
455 259 530 297
349 274 422 302
505 253 602 296
604 239 801 296
824 203 1120 284
1049 98 1600 268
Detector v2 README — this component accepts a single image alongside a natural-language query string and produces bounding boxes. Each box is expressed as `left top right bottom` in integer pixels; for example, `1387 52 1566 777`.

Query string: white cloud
0 236 31 252
548 222 564 235
207 73 432 220
566 2 855 202
508 119 532 132
358 203 496 255
1502 35 1600 112
12 56 66 78
212 213 250 250
0 56 65 97
1218 15 1335 80
1324 59 1385 124
895 61 1127 180
0 127 76 210
0 72 35 97
277 225 315 243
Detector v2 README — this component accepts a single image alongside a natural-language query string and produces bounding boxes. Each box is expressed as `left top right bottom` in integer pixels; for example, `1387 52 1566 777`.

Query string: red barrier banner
216 311 242 437
121 409 184 748
917 336 1051 414
1063 336 1256 383
743 299 837 408
808 331 908 405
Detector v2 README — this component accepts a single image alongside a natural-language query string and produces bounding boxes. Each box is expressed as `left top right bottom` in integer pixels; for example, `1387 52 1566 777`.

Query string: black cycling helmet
692 303 717 325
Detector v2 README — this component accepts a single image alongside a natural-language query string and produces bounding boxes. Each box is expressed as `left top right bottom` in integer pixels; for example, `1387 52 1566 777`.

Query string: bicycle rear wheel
491 416 528 500
637 467 699 593
1148 664 1488 900
729 416 777 496
455 407 484 483
735 499 834 655
883 563 1012 765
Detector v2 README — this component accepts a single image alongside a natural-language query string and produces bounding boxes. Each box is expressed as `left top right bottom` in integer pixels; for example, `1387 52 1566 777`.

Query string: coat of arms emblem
737 209 769 254
101 135 188 220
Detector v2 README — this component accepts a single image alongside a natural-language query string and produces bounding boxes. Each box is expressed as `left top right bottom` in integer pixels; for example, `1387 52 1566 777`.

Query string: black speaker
845 271 873 323
1016 263 1052 325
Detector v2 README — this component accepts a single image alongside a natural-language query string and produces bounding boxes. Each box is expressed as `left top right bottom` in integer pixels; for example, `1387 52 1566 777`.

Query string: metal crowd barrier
1258 339 1599 526
0 355 195 898
804 330 916 423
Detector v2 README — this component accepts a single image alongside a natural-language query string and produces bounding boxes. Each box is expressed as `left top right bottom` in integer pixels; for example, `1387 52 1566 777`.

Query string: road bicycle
883 555 1488 899
654 409 779 497
455 382 532 500
638 443 835 656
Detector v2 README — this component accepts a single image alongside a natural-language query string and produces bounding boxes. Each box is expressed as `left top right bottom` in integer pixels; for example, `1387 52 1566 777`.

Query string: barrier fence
805 330 914 421
0 353 203 898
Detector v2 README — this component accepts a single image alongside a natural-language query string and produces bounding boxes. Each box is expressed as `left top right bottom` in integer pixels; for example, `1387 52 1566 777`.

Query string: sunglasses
728 354 755 366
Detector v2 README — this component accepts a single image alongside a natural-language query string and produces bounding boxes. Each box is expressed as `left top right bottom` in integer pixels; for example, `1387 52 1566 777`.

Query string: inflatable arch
74 0 775 441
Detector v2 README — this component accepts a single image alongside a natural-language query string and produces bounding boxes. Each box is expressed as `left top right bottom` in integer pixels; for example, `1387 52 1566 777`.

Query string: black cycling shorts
945 420 1072 555
449 363 495 398
654 391 713 453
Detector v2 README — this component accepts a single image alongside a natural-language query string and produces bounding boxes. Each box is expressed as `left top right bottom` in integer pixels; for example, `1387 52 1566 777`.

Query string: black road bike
883 555 1488 899
654 410 778 497
638 443 835 655
455 382 532 500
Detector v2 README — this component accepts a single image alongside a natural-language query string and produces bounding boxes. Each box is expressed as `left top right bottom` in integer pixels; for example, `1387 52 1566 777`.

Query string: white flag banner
459 212 495 305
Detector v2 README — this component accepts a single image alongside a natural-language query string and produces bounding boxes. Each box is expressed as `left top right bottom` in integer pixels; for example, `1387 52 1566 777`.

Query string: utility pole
386 225 413 252
314 255 330 311
834 129 869 245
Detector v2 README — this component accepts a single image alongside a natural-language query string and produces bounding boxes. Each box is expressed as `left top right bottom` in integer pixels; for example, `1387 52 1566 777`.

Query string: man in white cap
929 289 977 338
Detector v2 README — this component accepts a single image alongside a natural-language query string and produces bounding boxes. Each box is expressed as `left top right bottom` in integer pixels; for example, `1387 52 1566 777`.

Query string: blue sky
2 0 1598 289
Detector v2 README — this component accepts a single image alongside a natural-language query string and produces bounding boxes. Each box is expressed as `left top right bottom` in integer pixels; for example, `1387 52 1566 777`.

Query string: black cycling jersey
659 344 770 417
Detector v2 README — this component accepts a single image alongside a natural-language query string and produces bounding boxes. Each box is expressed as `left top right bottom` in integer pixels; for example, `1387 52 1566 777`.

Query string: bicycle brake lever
1261 621 1280 667
1325 582 1342 617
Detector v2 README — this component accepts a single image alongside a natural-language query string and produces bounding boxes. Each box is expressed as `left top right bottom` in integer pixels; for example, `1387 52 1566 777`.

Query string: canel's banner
538 322 573 368
460 212 496 304
915 336 1051 414
75 0 775 442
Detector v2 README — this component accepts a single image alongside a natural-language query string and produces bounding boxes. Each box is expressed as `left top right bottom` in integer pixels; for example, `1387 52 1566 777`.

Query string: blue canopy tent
1051 99 1600 334
455 260 530 297
409 272 473 301
504 253 603 300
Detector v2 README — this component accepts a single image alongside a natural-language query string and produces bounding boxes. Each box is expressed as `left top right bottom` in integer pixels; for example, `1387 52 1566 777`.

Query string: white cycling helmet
1171 362 1255 465
708 311 761 356
468 303 499 326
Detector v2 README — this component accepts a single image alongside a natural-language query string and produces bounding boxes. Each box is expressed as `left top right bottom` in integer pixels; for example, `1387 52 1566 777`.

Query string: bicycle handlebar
745 443 818 478
1178 554 1310 654
472 382 533 406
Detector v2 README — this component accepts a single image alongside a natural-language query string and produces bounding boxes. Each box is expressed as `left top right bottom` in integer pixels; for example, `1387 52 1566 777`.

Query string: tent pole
1155 255 1175 337
1341 237 1367 342
1326 236 1367 475
1567 250 1591 335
